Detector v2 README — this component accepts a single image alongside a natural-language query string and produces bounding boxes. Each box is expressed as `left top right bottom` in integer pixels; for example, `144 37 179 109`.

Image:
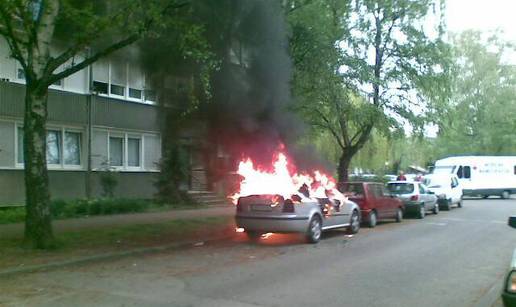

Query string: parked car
235 194 361 243
502 216 516 306
423 174 463 210
340 182 404 228
384 174 398 182
386 181 439 218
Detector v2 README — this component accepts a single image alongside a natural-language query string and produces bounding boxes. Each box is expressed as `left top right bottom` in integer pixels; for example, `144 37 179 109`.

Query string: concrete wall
0 170 159 204
0 82 160 131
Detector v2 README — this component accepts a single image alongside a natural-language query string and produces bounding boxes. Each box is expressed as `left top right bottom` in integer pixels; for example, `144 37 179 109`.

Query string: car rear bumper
502 291 516 306
235 215 310 233
403 202 423 211
360 209 372 220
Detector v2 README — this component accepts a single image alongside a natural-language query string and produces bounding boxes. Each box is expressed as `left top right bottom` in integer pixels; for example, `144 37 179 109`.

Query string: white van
432 156 516 199
424 173 463 210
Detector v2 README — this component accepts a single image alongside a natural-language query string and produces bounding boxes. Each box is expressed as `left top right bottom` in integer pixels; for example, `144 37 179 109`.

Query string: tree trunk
338 152 352 183
23 83 54 248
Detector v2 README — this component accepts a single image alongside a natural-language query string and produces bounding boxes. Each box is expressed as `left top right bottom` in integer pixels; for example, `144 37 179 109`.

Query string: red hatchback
340 182 404 228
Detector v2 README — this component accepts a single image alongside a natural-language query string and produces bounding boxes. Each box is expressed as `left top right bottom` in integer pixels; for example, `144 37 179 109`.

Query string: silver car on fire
235 193 360 243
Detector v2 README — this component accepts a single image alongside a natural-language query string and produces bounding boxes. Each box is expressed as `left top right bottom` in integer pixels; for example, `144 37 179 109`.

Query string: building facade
0 41 162 204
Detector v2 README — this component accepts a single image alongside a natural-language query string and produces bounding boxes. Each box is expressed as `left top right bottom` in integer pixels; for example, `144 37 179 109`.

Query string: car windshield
387 183 414 194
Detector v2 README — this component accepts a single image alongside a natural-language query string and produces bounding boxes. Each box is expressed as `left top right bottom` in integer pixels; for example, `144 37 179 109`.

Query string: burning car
236 193 360 243
231 151 360 243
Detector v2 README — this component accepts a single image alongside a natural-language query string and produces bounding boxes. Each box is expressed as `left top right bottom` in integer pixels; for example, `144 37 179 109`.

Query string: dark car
386 181 439 218
340 182 404 228
502 216 516 306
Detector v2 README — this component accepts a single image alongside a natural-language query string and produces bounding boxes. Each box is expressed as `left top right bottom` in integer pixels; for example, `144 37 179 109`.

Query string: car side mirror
509 216 516 229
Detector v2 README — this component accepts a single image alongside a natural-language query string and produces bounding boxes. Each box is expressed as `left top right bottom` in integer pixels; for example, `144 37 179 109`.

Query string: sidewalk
0 205 235 239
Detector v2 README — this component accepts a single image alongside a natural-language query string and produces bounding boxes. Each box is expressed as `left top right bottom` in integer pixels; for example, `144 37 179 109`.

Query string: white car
423 174 463 210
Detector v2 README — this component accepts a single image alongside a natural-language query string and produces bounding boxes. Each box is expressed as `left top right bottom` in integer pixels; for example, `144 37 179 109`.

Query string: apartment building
0 40 162 204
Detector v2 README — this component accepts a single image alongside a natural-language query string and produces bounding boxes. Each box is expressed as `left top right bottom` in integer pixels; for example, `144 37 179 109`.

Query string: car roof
387 181 417 184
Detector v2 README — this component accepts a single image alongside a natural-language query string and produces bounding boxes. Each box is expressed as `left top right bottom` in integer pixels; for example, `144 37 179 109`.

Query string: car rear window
340 183 365 198
424 177 445 188
387 183 414 194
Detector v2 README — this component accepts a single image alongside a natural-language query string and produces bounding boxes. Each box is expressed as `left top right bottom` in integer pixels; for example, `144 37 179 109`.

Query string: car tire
432 203 439 215
502 191 511 199
482 195 489 199
368 211 377 228
457 200 463 208
245 231 262 240
348 210 360 234
306 215 322 244
445 199 452 211
418 205 426 219
395 208 403 223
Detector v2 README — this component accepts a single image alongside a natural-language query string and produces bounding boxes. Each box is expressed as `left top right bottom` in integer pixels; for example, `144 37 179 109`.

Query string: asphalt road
1 198 516 307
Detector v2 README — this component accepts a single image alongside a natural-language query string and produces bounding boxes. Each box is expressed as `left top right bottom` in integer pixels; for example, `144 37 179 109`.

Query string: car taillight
410 195 419 201
283 199 295 213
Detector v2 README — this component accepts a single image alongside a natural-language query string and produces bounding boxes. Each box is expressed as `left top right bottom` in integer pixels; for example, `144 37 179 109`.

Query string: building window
17 126 82 167
110 84 125 96
109 136 124 167
46 130 62 164
17 127 24 164
93 81 108 94
128 138 141 167
64 131 81 165
92 59 154 103
17 68 25 80
129 88 142 99
144 89 156 102
52 79 63 87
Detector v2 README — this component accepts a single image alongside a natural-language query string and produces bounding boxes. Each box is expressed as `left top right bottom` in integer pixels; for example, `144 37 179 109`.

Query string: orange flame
230 151 346 204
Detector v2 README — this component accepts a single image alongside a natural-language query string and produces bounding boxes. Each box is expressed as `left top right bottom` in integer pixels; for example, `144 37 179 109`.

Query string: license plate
251 204 272 211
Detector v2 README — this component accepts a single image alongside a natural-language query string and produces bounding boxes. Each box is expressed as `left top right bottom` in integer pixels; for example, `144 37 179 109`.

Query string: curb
0 233 234 278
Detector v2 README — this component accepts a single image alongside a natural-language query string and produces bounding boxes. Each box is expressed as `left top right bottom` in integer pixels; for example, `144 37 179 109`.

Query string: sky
446 0 516 43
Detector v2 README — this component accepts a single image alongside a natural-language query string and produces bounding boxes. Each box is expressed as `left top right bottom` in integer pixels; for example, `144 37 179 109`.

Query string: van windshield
432 166 455 175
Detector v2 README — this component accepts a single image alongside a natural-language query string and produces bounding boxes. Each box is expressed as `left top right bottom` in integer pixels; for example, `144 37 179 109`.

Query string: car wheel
457 200 463 208
368 211 377 228
433 203 439 215
502 191 511 199
395 208 403 223
418 205 426 219
348 210 360 234
306 215 322 243
482 195 489 199
245 231 262 240
445 199 452 211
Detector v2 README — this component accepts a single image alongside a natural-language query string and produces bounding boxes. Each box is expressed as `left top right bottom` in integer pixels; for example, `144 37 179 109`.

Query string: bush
0 207 26 224
49 198 151 218
0 198 192 224
100 172 118 198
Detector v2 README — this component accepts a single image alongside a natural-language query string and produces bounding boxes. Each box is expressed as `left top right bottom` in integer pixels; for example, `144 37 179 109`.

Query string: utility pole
85 49 94 199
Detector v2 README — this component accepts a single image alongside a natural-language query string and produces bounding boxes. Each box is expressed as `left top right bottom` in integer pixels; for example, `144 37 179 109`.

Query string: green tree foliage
435 31 516 156
0 0 191 248
288 0 450 182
